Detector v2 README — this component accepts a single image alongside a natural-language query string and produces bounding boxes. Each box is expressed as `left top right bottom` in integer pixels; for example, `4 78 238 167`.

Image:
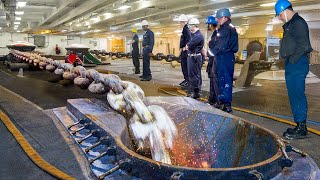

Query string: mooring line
0 110 75 180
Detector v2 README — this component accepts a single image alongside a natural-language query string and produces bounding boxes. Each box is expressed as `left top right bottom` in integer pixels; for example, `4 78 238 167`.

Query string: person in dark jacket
205 16 221 108
141 20 154 81
178 14 191 87
186 18 204 99
275 0 313 139
131 28 140 74
210 8 238 113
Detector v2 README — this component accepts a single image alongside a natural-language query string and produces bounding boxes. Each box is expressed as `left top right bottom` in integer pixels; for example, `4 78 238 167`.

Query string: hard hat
188 18 200 25
141 20 149 26
131 28 137 33
216 8 231 18
205 16 218 25
178 14 188 22
274 0 292 16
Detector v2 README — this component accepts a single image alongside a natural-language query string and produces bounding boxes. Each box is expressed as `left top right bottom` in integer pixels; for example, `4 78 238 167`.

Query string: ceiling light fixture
14 22 20 24
118 5 131 10
260 2 276 7
91 17 100 23
17 2 27 7
15 11 24 15
15 17 21 21
154 32 162 35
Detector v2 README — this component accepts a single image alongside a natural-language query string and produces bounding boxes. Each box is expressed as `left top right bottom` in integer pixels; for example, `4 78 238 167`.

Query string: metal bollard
67 119 90 129
89 146 117 164
77 129 101 144
280 145 293 168
98 158 131 179
71 122 94 135
85 136 111 153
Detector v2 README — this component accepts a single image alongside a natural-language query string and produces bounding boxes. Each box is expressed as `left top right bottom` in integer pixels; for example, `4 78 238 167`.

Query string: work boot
189 89 200 99
284 122 299 134
179 80 187 86
222 103 232 113
141 76 152 81
283 122 308 140
213 102 224 109
139 75 144 78
180 81 189 87
135 68 140 74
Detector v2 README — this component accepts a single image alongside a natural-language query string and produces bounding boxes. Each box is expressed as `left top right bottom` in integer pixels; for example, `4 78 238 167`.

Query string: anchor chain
11 50 178 164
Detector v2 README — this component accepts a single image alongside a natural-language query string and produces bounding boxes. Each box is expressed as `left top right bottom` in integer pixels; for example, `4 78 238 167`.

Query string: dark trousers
285 55 309 123
180 50 188 82
187 55 203 92
216 52 235 106
142 47 151 78
207 57 219 103
132 49 139 70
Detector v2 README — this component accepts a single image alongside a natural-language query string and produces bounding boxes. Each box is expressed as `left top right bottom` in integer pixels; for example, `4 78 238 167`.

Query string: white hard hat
178 14 188 22
141 20 149 26
188 18 200 25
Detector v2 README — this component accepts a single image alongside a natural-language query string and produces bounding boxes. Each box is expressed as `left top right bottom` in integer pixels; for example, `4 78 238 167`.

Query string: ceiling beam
38 0 79 27
47 0 120 28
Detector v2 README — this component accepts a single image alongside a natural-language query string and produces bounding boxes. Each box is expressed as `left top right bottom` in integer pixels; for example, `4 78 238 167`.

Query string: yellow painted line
159 86 320 136
0 110 75 180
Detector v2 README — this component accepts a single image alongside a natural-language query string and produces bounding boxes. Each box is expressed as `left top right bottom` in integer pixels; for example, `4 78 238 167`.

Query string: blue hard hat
216 8 231 18
274 0 292 16
205 16 218 25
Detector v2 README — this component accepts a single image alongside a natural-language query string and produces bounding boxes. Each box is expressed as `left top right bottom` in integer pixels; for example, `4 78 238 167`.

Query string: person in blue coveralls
140 20 154 81
205 15 221 108
186 18 204 99
210 8 238 113
275 0 313 139
131 28 140 74
178 14 191 88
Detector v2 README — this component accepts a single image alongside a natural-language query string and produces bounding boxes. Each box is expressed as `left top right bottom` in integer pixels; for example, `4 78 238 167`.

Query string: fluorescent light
17 2 27 7
90 17 100 22
14 22 20 24
154 32 162 35
80 31 88 35
15 11 24 15
174 30 181 33
17 30 21 32
61 30 68 32
93 30 101 32
118 5 131 10
104 13 112 19
260 2 276 7
76 24 82 27
15 17 21 20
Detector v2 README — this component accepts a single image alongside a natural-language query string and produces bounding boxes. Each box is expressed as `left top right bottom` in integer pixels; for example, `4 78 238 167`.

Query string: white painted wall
0 32 108 55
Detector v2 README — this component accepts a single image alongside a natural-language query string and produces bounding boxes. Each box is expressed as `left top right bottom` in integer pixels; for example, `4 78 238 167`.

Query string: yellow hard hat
131 28 137 33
